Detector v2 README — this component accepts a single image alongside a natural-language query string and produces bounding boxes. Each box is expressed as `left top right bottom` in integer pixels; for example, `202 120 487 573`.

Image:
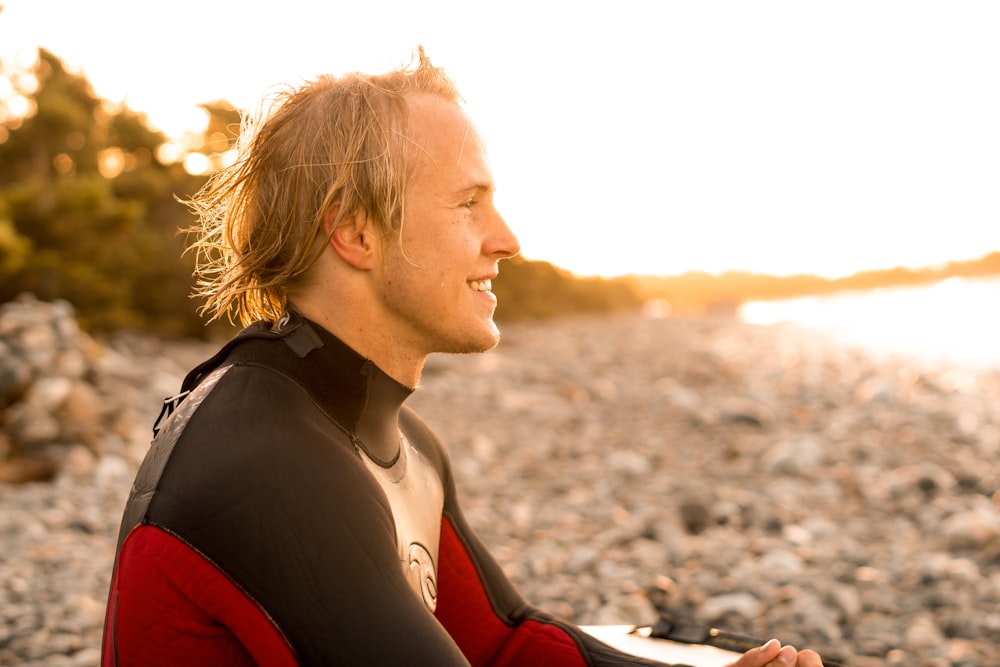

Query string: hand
725 638 824 667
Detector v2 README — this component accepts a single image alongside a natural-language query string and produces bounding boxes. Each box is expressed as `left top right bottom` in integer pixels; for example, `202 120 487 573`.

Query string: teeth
469 279 492 292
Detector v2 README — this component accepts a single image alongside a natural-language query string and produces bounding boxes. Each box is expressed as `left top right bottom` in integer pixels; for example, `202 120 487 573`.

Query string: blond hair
185 48 461 325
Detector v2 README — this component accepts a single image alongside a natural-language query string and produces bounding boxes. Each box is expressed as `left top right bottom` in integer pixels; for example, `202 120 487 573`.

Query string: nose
486 207 520 259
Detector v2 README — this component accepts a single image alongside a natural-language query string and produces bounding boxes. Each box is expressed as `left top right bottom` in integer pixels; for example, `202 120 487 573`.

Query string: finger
725 638 782 667
764 645 798 666
794 648 824 666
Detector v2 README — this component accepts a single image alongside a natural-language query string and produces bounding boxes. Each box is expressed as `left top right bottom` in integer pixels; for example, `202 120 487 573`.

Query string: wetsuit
102 310 669 666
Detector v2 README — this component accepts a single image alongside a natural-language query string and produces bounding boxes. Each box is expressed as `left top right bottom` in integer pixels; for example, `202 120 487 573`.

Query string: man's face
372 93 520 357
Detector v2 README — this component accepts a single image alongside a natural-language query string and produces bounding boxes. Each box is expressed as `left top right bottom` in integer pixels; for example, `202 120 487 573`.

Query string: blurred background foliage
2 49 997 339
493 256 642 320
0 49 227 337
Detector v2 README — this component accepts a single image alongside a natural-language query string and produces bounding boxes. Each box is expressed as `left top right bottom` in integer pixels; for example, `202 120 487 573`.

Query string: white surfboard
581 625 741 666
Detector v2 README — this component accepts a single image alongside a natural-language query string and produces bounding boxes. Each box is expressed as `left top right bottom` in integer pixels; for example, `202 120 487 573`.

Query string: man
101 49 823 666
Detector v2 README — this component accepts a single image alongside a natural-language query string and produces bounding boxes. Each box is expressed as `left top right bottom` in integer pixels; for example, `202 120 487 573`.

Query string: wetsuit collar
270 308 414 467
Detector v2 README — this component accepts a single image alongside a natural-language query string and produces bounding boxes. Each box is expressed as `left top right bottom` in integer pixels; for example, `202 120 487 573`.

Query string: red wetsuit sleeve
435 512 672 667
435 515 586 666
103 525 297 667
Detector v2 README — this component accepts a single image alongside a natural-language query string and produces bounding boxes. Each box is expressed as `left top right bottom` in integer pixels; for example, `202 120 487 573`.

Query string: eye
460 199 476 209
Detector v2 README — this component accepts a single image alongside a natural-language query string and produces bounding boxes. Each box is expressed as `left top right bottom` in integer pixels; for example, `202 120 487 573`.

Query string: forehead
404 93 489 185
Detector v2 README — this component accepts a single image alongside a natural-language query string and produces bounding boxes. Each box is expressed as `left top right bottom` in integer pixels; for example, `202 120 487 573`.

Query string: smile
468 279 492 293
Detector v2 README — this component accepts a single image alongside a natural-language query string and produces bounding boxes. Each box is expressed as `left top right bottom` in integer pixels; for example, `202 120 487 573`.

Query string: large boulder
0 295 104 482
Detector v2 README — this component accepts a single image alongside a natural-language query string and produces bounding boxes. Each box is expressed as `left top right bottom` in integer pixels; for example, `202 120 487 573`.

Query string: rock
26 375 73 412
762 435 826 475
886 462 958 499
606 449 652 477
93 454 133 486
697 592 763 624
0 340 31 406
718 396 774 428
3 303 1000 665
940 507 1000 551
904 613 947 652
6 402 61 445
654 377 701 412
0 297 126 471
758 549 805 585
57 381 104 449
823 582 862 625
678 500 712 535
62 445 98 479
0 454 59 484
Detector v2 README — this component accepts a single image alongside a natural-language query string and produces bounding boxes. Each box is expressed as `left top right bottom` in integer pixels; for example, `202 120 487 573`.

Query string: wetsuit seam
143 522 301 664
441 509 519 631
111 591 119 666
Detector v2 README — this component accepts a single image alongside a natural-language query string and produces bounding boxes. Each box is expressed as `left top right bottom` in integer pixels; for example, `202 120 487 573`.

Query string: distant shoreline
739 275 1000 371
624 250 1000 316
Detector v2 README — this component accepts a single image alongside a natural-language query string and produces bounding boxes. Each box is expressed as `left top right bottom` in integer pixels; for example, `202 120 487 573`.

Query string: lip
468 275 497 302
468 273 497 288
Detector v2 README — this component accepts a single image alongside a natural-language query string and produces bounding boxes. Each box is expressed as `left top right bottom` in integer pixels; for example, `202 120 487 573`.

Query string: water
739 276 1000 370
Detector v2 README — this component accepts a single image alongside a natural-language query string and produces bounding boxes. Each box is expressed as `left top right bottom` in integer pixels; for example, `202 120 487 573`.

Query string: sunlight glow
52 153 73 174
1 0 998 279
1 93 32 123
156 141 183 165
97 147 125 179
740 277 1000 368
183 152 210 176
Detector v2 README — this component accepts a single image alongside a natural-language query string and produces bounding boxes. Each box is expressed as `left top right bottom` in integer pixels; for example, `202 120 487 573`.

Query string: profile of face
371 93 520 357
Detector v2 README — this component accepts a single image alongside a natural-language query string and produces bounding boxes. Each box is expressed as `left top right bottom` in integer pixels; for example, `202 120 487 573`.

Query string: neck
290 296 426 389
253 309 415 465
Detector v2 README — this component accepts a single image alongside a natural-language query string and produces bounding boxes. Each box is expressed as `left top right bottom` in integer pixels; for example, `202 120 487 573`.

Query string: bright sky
2 1 999 279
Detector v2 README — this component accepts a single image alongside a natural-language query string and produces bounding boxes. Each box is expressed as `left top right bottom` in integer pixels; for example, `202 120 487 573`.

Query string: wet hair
184 47 461 325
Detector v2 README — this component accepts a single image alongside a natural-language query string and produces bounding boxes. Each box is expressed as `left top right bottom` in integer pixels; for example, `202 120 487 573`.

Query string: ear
324 205 377 270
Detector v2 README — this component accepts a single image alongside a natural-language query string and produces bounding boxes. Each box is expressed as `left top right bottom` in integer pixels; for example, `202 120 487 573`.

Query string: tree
0 49 214 336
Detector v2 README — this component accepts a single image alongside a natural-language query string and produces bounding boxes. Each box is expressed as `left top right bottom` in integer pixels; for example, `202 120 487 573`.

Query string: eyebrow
456 183 494 196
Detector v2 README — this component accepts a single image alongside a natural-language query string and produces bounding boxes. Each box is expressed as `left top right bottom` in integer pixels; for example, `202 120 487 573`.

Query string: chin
441 320 501 355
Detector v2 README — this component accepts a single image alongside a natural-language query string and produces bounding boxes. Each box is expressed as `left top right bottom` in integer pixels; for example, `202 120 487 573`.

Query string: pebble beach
2 296 999 666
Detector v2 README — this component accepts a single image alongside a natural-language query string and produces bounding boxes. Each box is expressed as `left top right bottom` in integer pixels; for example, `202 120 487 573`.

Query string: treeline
627 251 1000 316
496 250 1000 321
493 256 643 320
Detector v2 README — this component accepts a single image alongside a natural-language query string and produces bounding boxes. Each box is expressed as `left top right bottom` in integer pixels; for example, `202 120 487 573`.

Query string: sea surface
739 275 1000 370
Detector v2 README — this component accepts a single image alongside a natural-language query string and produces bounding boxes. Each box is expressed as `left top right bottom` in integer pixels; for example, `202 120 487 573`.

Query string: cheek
394 223 476 286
